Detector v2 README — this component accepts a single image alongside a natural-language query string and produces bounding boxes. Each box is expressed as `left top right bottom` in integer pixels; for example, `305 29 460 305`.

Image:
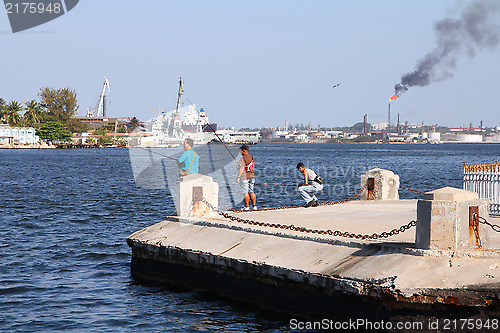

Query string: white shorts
240 178 255 194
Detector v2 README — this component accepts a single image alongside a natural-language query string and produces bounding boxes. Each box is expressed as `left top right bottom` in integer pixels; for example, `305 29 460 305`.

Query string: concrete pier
127 197 500 319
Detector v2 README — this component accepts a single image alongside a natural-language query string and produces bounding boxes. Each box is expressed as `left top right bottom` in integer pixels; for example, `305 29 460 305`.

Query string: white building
457 134 482 142
429 132 441 142
271 131 289 139
0 125 40 145
371 122 389 131
221 131 260 144
484 135 500 142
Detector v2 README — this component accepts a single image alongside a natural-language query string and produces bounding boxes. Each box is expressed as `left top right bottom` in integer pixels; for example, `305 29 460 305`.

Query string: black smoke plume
394 0 500 96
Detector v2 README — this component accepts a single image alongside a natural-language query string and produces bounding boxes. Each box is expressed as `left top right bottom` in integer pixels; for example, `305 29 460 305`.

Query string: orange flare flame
389 94 398 101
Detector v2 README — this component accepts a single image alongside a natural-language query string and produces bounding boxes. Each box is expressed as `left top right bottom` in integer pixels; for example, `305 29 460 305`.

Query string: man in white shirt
296 162 323 207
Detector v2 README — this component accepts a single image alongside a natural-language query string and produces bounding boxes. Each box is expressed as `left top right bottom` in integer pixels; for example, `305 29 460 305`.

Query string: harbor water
1 143 499 332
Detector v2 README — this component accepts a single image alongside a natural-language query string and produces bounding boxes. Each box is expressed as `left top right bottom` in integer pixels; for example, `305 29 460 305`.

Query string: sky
1 0 500 129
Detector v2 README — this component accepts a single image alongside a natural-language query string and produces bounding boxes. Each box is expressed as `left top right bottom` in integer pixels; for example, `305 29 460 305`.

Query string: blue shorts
240 177 255 194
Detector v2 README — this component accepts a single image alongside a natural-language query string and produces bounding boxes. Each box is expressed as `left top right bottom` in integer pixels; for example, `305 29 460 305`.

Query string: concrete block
416 187 489 250
176 173 219 218
360 168 399 201
423 187 479 201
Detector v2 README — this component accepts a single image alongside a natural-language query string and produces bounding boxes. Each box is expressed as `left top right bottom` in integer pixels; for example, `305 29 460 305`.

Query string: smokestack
397 114 401 135
102 95 107 117
363 114 367 135
388 103 391 130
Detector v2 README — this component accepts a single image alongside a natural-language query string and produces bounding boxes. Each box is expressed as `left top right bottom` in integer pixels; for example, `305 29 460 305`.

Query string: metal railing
463 161 500 215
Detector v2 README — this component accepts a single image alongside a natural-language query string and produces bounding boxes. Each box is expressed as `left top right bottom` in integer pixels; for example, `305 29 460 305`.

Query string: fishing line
138 146 179 160
186 98 239 164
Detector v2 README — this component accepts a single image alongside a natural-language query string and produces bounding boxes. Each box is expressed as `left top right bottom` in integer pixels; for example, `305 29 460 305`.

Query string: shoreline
2 141 500 149
261 141 500 144
0 144 56 149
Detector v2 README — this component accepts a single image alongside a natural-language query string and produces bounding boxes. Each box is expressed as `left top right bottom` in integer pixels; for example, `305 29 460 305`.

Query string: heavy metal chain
231 183 368 213
232 183 424 213
473 212 500 232
399 185 424 195
319 183 368 207
202 197 417 240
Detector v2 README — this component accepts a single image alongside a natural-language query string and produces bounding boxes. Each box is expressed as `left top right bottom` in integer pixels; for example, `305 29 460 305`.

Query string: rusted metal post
176 174 219 218
360 168 399 201
416 187 489 250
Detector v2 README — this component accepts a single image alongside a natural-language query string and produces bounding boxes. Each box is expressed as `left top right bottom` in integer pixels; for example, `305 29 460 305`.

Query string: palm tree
23 100 43 128
5 100 22 127
0 98 6 124
127 117 140 132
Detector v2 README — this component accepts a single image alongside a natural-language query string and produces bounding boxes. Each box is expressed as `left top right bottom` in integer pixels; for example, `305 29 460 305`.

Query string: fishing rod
186 98 239 164
259 183 297 187
139 146 179 160
186 99 239 207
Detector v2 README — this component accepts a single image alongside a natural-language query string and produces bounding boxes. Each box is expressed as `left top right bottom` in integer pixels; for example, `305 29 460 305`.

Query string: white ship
143 78 218 145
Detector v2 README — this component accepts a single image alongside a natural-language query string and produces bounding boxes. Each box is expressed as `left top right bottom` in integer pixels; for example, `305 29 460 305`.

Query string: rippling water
1 143 498 332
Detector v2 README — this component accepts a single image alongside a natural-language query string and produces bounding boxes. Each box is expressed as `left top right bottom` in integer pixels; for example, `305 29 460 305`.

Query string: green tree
126 117 140 132
353 135 377 143
23 100 45 128
69 119 90 134
98 135 112 145
0 98 6 124
38 87 87 133
93 124 113 136
39 87 79 123
5 100 23 126
36 121 72 142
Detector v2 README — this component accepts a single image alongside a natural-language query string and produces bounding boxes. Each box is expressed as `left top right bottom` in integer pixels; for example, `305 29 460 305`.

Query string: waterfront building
457 134 483 142
271 131 289 139
429 132 441 142
221 131 260 144
484 135 500 142
0 125 39 146
371 122 389 131
73 116 128 130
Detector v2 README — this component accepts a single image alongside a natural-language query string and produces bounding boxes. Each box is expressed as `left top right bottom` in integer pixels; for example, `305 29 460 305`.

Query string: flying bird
332 84 340 88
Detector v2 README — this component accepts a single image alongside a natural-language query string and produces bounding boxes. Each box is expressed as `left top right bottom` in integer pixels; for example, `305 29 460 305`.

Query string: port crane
165 77 184 139
86 77 110 117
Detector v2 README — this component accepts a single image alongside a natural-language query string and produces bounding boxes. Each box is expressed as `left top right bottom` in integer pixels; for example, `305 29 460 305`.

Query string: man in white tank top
296 162 323 207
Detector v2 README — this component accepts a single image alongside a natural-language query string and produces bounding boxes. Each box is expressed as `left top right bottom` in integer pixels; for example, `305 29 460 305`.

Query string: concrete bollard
176 174 219 218
360 168 399 201
415 187 489 251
